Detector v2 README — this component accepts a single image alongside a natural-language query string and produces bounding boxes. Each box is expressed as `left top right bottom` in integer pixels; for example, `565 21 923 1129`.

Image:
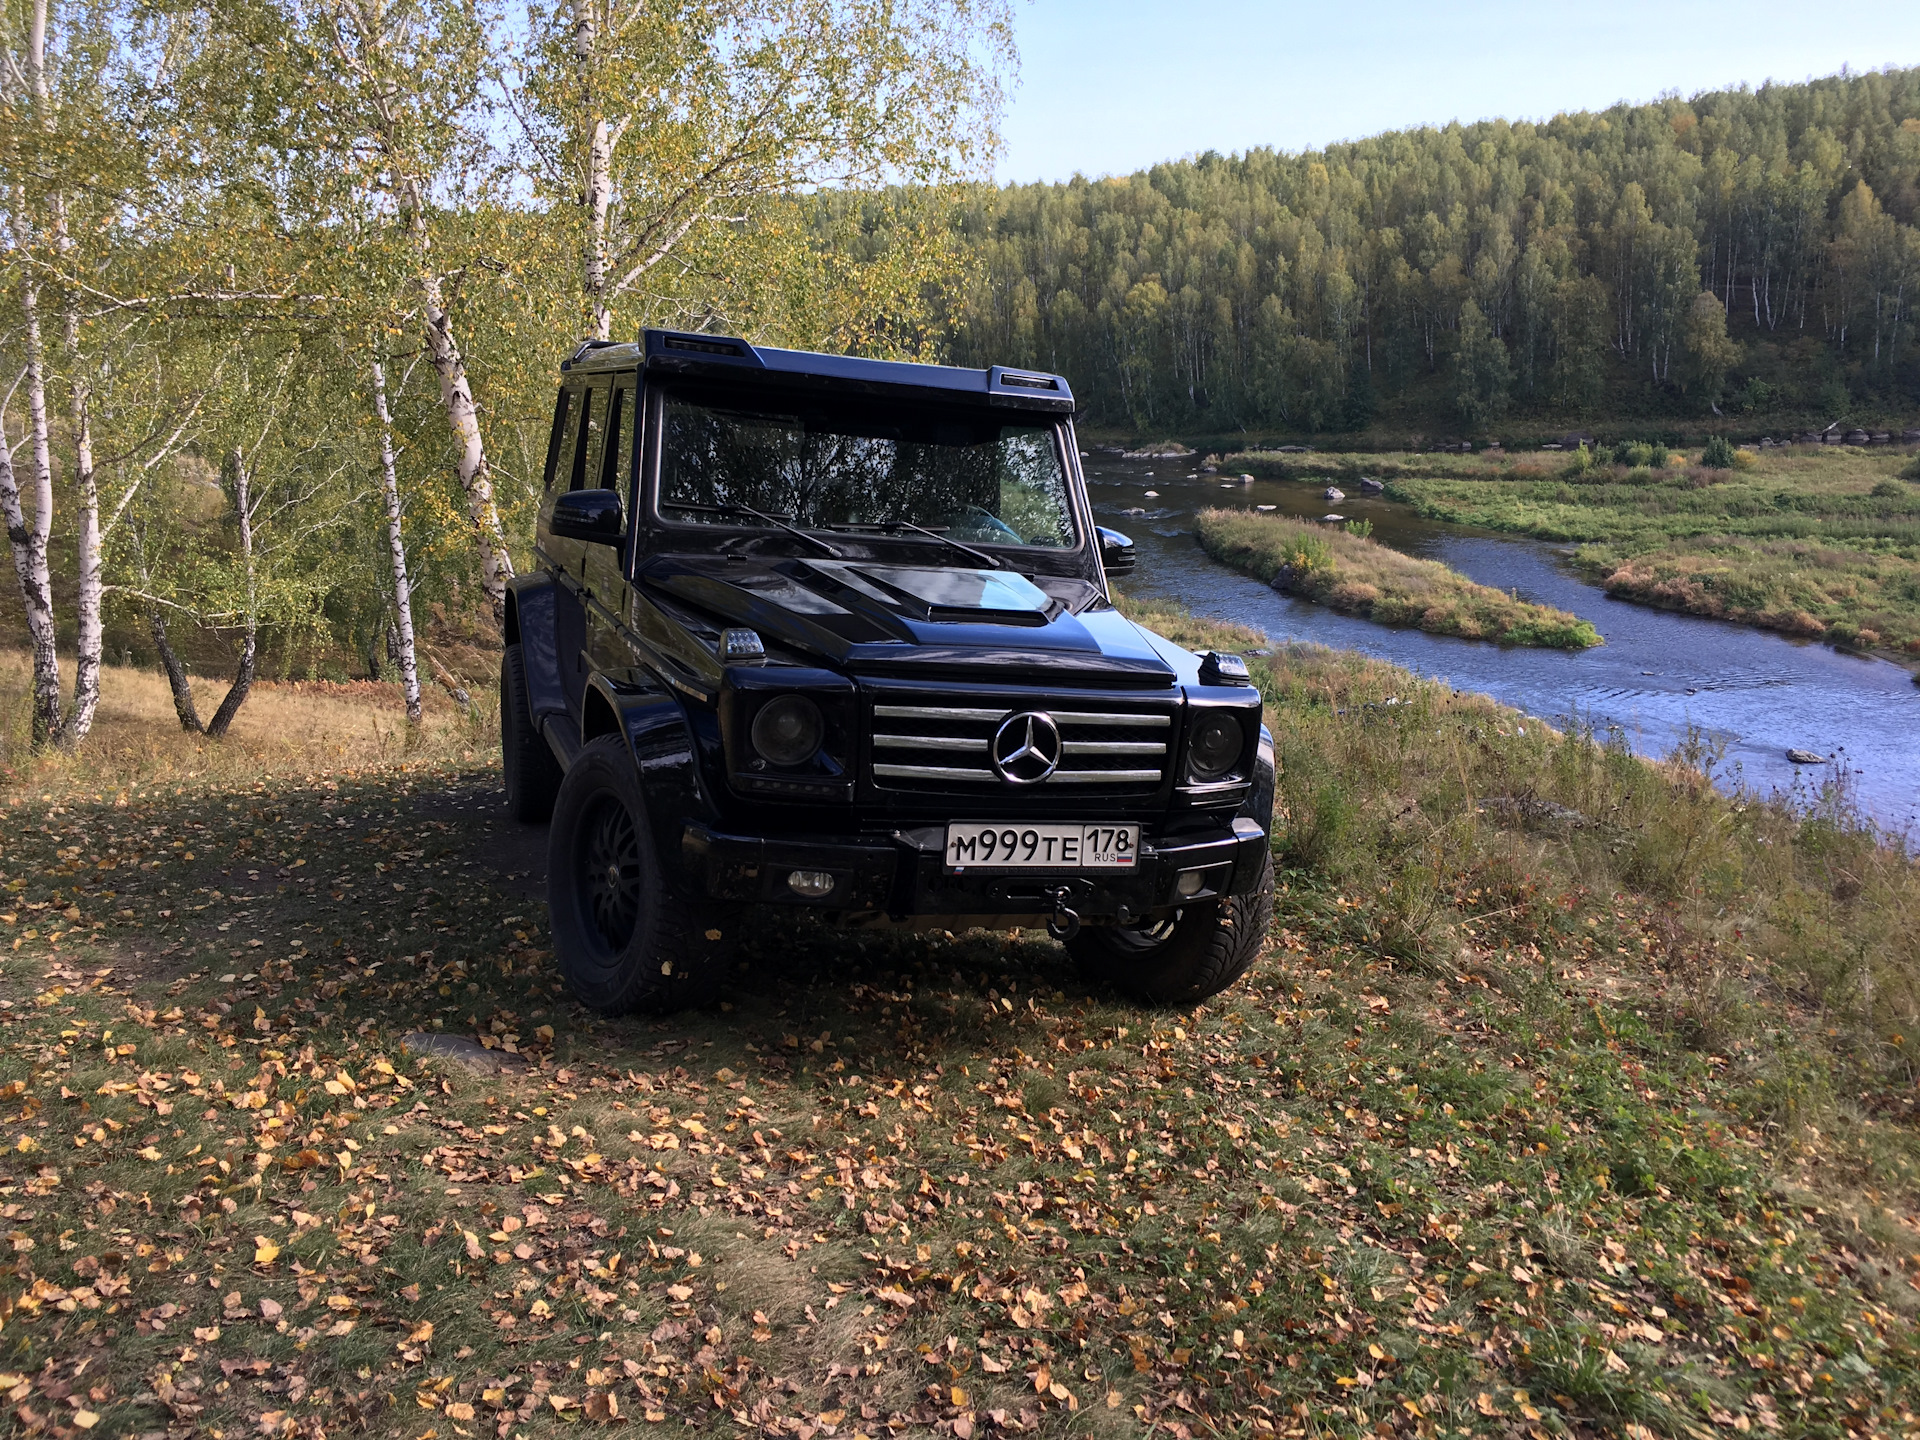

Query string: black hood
639 554 1177 685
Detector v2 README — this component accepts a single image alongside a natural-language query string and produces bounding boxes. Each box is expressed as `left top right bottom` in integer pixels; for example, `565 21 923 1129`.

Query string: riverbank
1194 507 1602 648
1224 443 1920 667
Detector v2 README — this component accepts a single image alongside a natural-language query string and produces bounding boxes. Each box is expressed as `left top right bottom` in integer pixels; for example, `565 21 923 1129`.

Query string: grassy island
1226 444 1920 662
1194 506 1602 649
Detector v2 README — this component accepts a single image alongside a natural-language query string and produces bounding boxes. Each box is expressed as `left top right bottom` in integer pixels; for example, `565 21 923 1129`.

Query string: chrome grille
870 702 1170 792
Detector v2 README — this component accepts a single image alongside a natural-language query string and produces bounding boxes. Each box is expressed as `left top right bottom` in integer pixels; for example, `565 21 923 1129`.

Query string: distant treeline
944 67 1920 437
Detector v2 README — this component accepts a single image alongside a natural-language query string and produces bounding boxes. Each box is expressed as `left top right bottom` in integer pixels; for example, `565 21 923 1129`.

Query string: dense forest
945 67 1920 439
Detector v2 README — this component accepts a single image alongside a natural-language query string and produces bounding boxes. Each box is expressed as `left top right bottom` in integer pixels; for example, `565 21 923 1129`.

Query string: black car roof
559 330 1074 415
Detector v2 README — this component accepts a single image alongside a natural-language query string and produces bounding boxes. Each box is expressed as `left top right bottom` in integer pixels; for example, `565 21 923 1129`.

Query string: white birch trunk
392 175 513 629
328 0 512 629
371 352 423 725
205 448 256 739
574 0 614 343
60 351 102 747
8 279 62 745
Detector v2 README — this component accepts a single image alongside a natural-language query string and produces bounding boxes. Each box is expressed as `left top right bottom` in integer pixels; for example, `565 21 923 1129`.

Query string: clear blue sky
996 0 1920 183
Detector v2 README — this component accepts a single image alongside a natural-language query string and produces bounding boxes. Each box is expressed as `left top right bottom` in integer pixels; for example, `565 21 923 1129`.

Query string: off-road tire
1067 851 1273 1004
501 643 563 823
546 735 732 1014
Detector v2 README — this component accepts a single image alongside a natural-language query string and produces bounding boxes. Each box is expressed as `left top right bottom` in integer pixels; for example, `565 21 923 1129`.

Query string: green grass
1224 444 1920 662
3 620 1920 1438
1194 508 1602 649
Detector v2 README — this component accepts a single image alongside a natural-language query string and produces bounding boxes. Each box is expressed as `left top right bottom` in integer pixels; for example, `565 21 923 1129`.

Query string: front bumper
681 817 1269 926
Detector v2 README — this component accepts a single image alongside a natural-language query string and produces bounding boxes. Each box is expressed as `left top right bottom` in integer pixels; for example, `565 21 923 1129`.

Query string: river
1084 454 1920 833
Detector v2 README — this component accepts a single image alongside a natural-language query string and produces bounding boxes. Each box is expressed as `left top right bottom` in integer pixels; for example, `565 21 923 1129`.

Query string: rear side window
543 390 575 491
603 383 635 492
573 383 608 491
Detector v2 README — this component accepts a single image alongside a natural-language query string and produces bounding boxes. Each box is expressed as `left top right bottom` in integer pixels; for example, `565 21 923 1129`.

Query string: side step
541 713 581 771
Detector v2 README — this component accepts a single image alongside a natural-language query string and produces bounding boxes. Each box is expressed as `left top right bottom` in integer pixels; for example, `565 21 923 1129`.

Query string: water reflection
1085 454 1920 831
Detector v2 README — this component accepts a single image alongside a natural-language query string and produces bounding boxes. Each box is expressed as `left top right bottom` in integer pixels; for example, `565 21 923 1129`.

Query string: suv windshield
655 388 1077 550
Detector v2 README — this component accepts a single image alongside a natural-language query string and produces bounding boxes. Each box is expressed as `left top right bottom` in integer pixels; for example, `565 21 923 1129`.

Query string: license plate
944 823 1139 871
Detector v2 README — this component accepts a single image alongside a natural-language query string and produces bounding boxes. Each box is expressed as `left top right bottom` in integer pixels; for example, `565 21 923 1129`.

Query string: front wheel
1067 852 1274 1004
546 735 732 1014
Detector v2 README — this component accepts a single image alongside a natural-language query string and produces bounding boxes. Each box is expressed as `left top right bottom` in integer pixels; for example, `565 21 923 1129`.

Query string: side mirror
1098 526 1136 574
551 488 625 545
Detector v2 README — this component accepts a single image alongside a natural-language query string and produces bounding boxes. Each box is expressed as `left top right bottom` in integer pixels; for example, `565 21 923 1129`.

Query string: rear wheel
501 643 562 823
1067 852 1273 1004
547 735 732 1014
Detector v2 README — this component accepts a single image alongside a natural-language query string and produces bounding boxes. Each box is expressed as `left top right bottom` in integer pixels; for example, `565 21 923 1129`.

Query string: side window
573 382 608 491
543 389 575 491
602 383 635 494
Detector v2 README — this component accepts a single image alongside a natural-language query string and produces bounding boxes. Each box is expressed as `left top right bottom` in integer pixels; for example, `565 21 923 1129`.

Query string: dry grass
0 650 498 798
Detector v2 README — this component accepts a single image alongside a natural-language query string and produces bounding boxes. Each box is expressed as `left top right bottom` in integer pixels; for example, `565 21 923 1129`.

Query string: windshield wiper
827 518 1004 570
662 500 844 558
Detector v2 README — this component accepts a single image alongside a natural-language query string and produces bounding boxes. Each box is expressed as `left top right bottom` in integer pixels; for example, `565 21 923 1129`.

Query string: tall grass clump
1194 508 1601 648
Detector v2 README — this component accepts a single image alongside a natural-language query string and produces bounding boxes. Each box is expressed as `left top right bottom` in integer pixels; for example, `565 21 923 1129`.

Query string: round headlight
751 695 824 767
1187 711 1244 779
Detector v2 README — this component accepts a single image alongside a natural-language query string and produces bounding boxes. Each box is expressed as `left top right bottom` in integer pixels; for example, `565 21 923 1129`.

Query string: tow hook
1046 886 1082 941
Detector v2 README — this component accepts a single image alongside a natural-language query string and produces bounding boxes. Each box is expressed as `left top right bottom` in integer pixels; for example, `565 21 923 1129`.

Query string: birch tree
0 0 95 745
3 0 223 746
518 0 1013 344
306 0 515 625
369 339 423 724
181 0 517 625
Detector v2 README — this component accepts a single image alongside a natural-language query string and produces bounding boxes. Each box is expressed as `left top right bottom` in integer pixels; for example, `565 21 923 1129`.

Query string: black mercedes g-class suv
501 330 1274 1013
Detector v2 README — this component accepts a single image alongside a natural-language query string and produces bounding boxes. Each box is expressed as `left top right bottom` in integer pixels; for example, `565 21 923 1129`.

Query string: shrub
1871 480 1905 499
1282 531 1336 573
1702 435 1737 469
1344 518 1374 538
1561 443 1600 480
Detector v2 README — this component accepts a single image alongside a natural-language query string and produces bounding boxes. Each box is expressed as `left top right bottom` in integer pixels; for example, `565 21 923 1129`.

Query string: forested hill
943 67 1920 441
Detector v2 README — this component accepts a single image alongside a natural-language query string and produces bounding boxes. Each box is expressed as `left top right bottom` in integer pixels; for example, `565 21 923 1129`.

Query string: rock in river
1323 486 1345 501
1785 748 1828 765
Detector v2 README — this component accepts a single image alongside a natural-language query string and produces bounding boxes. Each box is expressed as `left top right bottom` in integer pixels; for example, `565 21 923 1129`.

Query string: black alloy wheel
546 735 732 1013
582 795 643 950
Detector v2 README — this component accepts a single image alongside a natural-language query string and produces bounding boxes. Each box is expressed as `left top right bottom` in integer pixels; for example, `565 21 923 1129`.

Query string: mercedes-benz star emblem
990 711 1062 784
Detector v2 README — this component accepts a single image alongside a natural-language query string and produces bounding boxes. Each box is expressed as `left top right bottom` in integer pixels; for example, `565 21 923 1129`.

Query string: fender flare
1239 722 1277 835
505 575 568 721
580 671 717 886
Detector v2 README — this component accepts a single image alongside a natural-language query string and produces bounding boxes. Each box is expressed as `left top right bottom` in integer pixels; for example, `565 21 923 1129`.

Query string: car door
550 379 609 723
583 376 639 678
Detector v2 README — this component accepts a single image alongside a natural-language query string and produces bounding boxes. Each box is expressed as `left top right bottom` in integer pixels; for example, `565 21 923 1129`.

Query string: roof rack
560 337 624 371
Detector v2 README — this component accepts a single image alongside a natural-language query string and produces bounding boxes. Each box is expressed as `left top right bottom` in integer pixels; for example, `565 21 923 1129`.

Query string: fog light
787 869 836 897
1175 870 1207 897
